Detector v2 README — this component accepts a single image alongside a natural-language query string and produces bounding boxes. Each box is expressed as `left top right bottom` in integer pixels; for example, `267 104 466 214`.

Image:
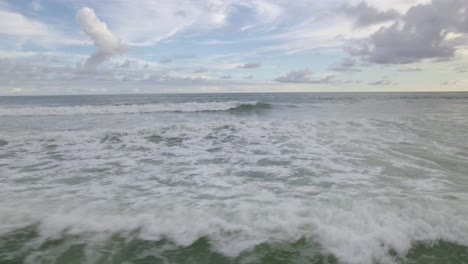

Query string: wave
1 197 467 264
1 121 468 263
0 101 269 116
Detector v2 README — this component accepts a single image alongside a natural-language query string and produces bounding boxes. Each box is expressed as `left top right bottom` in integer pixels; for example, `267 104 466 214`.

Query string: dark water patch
251 149 271 155
146 134 164 143
236 170 274 180
17 161 52 172
100 133 126 144
206 147 222 153
139 159 164 165
404 241 468 264
145 134 186 147
0 139 7 147
165 137 186 147
48 154 66 161
195 158 227 165
81 167 111 174
52 176 91 185
0 226 39 263
239 238 338 264
43 144 59 150
257 158 291 166
0 154 12 159
0 230 332 264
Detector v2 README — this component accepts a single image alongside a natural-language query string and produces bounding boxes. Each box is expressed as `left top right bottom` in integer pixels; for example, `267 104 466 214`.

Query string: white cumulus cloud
76 7 126 70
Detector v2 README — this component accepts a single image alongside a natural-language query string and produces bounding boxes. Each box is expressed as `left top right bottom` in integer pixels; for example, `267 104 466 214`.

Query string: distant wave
0 101 269 116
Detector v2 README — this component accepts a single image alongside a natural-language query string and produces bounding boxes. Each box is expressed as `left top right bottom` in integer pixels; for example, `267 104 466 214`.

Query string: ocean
0 92 467 264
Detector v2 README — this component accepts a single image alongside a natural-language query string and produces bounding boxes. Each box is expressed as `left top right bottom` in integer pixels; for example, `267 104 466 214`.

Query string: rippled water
0 92 468 264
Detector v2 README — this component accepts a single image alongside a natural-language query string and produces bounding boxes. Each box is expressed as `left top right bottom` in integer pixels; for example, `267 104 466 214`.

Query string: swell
0 101 270 116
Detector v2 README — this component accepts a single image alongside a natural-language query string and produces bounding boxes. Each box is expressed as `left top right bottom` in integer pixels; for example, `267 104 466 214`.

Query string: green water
1 227 468 264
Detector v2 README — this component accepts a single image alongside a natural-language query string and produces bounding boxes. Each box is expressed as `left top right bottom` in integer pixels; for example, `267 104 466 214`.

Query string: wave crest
0 101 268 116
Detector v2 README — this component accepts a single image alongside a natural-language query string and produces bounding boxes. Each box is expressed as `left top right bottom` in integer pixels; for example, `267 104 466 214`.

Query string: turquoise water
0 92 468 264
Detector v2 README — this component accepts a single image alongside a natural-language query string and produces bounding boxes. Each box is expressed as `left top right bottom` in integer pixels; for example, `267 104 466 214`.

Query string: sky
0 0 468 95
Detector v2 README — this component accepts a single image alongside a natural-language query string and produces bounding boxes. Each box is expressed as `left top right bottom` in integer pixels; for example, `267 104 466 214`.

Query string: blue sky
0 0 467 94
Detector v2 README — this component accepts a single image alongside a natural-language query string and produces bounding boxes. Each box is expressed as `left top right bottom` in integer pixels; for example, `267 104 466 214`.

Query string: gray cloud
397 66 422 72
275 68 337 84
0 59 74 84
160 57 173 64
193 68 208 73
76 7 126 70
368 79 398 86
116 59 132 68
0 58 251 93
453 65 467 73
351 0 468 64
330 58 362 72
441 80 460 86
340 1 400 27
142 72 207 84
237 62 261 69
160 55 196 64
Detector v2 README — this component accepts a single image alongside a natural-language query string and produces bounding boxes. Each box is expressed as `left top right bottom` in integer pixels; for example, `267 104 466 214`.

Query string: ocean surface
0 92 468 264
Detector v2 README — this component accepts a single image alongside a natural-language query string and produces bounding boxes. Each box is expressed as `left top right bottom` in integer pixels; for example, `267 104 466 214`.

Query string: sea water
0 92 467 264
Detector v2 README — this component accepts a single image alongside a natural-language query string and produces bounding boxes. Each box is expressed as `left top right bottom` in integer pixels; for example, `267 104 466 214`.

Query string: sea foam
1 120 468 263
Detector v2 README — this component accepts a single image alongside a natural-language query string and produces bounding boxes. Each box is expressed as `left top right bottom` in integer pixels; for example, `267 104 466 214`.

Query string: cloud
360 0 432 13
397 66 422 72
350 0 468 64
441 80 460 86
0 57 250 93
368 79 398 86
340 1 400 27
0 9 49 36
330 58 362 72
139 72 247 86
160 55 195 64
29 0 42 11
453 65 467 73
193 68 207 73
160 57 173 64
275 68 337 84
76 7 126 70
116 59 132 68
93 0 283 46
237 62 261 69
0 3 94 47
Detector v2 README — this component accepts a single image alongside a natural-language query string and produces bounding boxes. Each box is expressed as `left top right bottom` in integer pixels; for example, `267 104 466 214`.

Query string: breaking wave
1 120 468 263
0 101 269 116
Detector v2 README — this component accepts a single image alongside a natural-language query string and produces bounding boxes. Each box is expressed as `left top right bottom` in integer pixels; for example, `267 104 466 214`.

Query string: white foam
1 120 468 264
0 101 259 116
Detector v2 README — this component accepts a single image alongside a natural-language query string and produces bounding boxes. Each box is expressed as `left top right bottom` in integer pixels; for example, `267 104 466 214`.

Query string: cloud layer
1 0 467 94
